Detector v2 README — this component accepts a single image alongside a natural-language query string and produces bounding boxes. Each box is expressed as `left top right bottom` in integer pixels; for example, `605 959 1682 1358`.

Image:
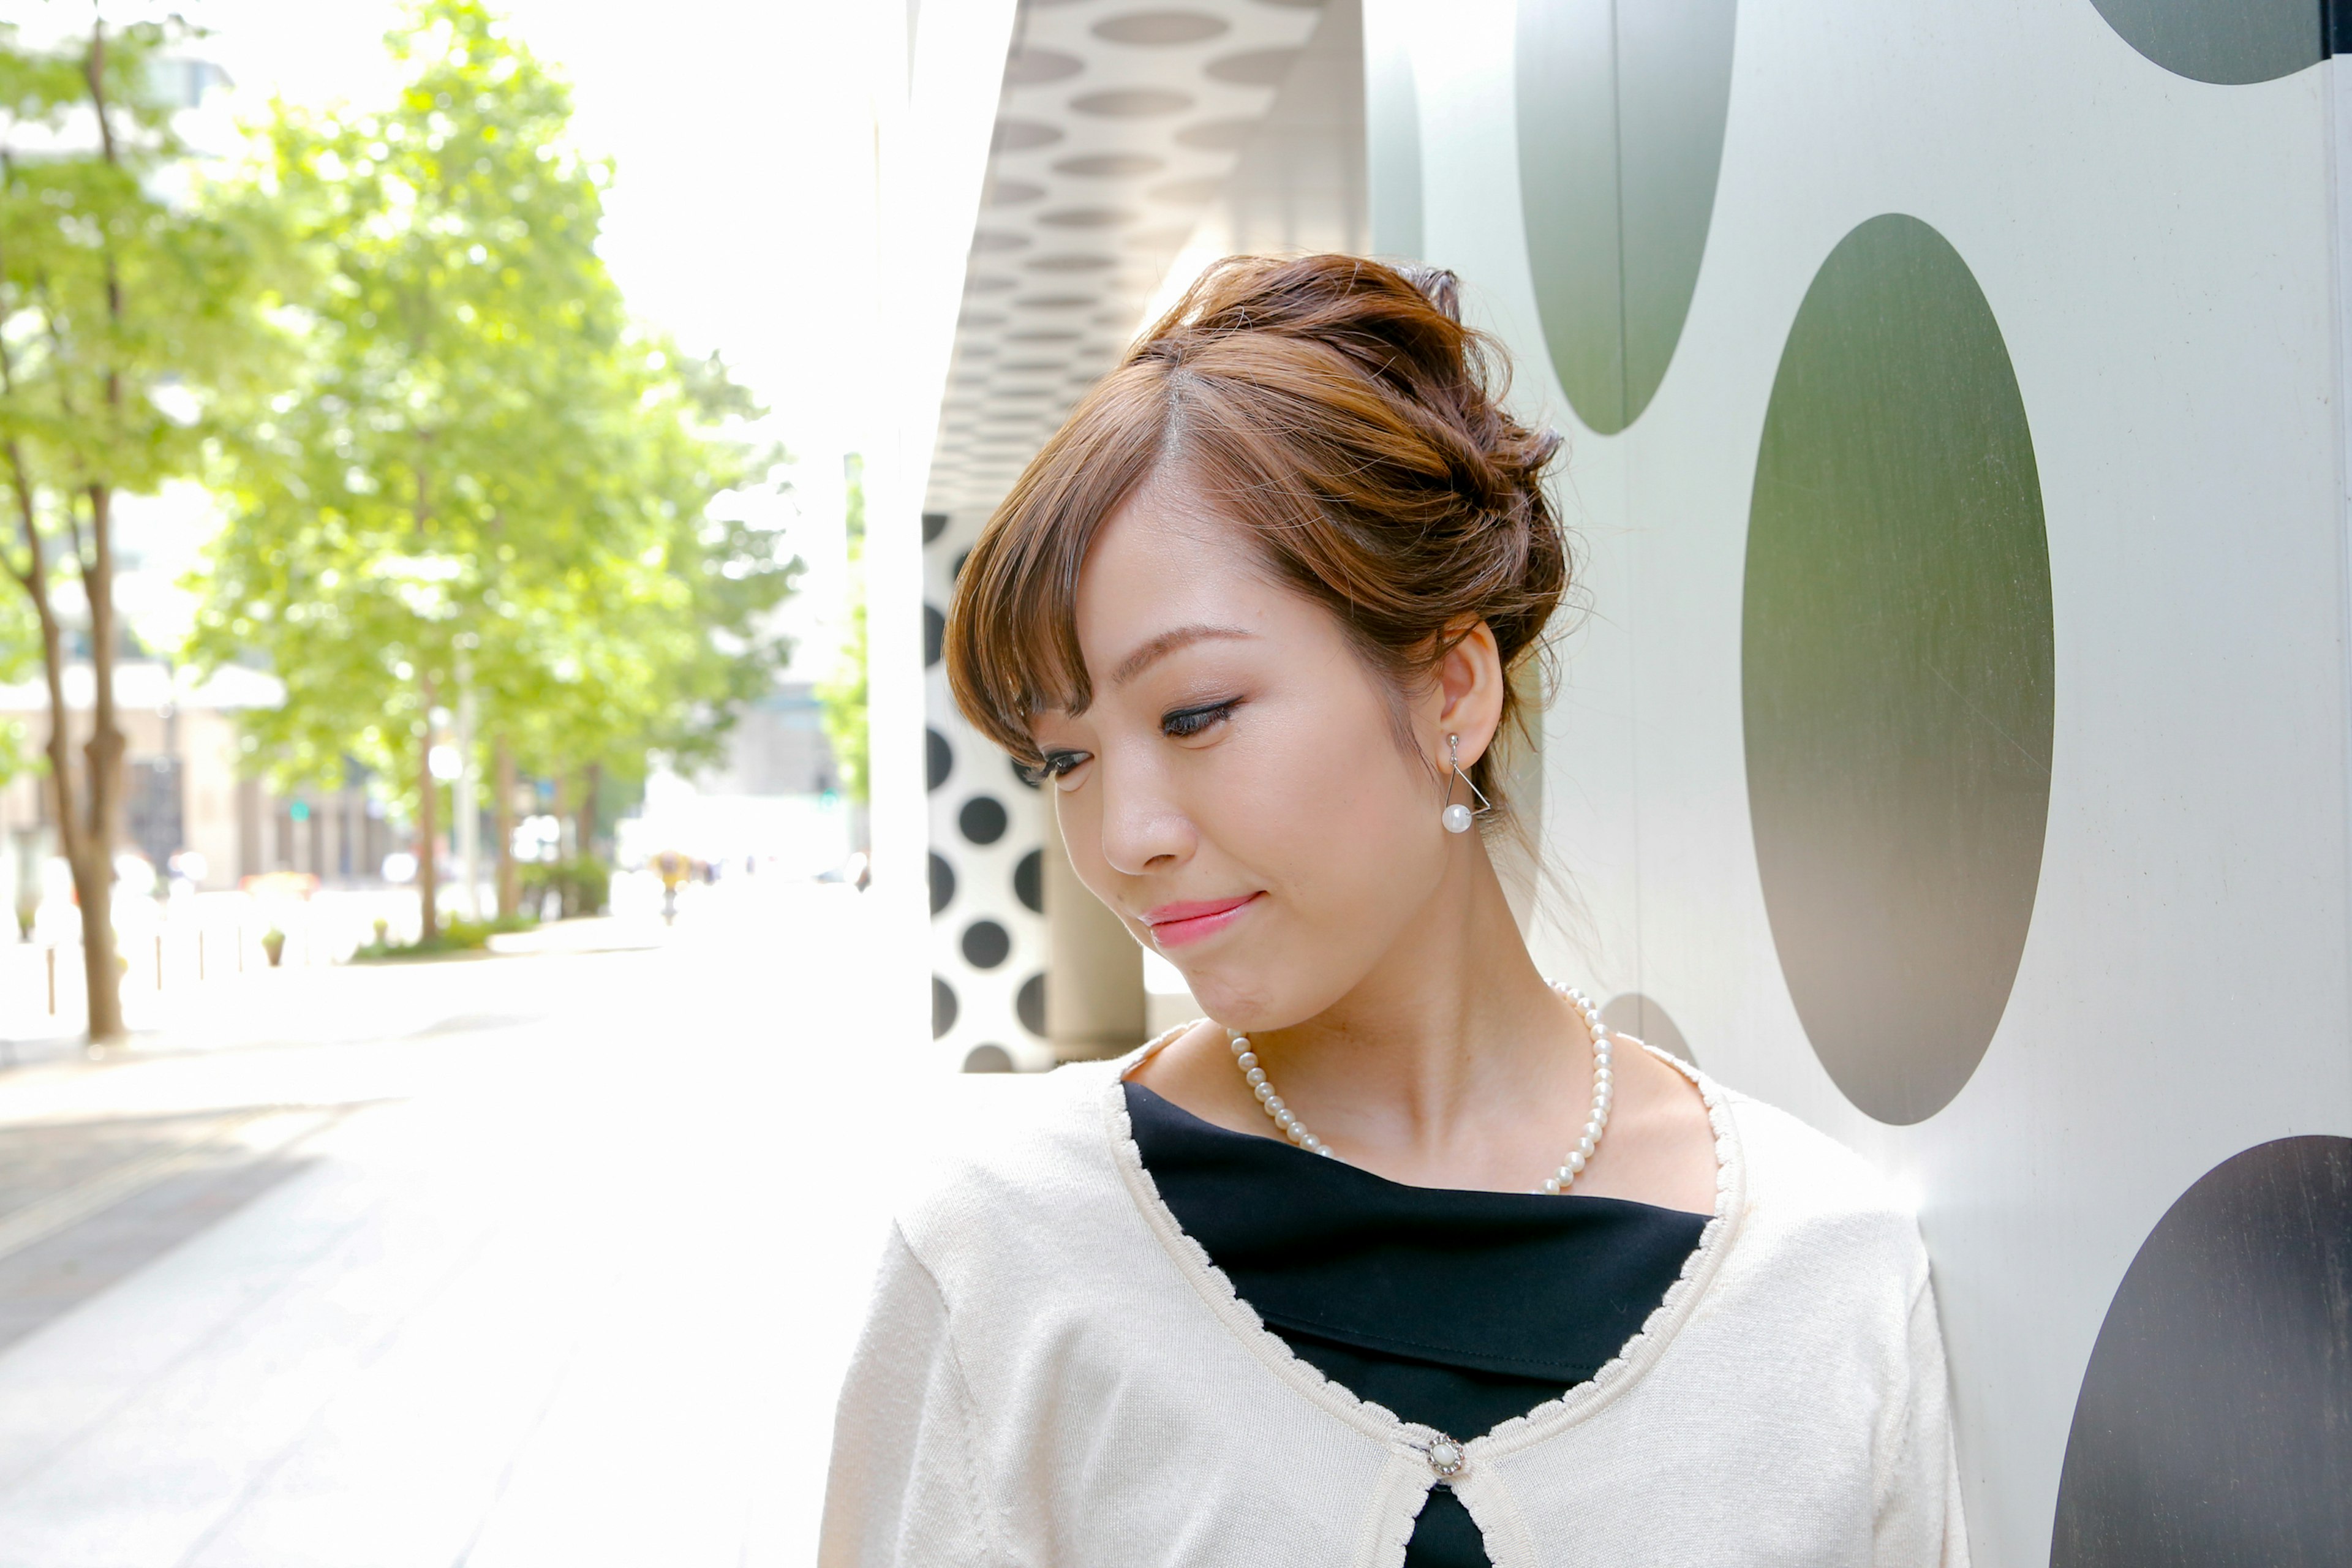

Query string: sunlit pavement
0 879 993 1567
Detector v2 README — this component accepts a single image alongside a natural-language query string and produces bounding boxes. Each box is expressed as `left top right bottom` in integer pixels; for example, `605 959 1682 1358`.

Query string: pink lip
1140 892 1262 949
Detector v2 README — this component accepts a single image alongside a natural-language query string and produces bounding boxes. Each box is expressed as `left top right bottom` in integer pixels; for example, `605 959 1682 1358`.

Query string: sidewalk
0 881 1003 1565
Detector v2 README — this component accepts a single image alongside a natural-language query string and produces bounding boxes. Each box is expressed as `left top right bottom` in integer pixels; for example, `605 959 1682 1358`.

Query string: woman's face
1030 477 1457 1031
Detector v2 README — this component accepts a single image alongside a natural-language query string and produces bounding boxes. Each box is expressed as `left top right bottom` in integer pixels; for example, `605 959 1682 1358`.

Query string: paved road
0 883 985 1567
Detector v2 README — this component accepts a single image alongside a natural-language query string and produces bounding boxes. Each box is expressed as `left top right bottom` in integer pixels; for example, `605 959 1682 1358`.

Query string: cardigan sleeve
1872 1270 1972 1568
819 1224 992 1568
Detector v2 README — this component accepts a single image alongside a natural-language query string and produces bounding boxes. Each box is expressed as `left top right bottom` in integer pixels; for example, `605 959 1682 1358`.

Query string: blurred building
617 681 851 880
0 662 397 895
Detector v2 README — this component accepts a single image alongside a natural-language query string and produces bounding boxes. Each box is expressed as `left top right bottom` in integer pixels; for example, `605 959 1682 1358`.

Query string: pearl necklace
1227 982 1615 1194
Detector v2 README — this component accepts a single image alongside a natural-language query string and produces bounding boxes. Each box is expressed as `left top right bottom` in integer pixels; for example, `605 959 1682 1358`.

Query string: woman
821 255 1967 1567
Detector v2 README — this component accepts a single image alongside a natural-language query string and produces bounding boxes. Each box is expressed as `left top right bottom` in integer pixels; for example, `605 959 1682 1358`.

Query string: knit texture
820 1050 1970 1567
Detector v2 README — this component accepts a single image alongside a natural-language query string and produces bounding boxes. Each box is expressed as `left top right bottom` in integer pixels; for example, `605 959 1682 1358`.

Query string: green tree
194 1 796 932
816 454 867 813
0 16 287 1040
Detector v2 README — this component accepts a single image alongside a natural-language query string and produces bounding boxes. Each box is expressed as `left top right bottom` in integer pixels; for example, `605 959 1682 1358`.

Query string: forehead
1077 477 1272 638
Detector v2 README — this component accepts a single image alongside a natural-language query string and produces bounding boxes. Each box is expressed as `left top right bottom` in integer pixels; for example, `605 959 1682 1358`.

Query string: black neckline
1123 1081 1709 1385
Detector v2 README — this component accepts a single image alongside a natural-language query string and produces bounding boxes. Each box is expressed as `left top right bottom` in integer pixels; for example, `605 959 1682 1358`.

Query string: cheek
1049 781 1128 919
1216 698 1438 903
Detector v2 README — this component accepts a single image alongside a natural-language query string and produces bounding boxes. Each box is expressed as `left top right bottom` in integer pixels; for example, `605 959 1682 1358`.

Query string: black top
1125 1082 1707 1568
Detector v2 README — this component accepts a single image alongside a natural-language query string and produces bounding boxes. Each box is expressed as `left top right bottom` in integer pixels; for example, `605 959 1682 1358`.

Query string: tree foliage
192 0 798 924
0 14 290 1038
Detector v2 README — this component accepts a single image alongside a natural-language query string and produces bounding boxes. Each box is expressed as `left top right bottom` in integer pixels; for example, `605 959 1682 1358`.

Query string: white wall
1403 3 2352 1562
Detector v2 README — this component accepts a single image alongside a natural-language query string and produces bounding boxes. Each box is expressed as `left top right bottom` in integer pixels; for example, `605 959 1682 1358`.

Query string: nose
1095 753 1194 878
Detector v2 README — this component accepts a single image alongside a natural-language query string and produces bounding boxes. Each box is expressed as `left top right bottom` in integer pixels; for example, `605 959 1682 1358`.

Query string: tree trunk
575 762 601 865
417 676 439 943
493 733 518 919
78 484 124 1044
74 28 127 1046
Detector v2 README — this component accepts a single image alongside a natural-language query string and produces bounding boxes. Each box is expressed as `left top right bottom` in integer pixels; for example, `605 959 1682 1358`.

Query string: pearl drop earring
1441 734 1491 834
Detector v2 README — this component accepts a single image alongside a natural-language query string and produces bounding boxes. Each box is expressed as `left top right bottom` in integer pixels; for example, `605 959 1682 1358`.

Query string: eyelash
1023 698 1239 783
1161 698 1240 739
1022 752 1088 786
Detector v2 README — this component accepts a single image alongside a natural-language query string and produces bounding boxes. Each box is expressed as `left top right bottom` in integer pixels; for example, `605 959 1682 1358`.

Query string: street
0 882 982 1566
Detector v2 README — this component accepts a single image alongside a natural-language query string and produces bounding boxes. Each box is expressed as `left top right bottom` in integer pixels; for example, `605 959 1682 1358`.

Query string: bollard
45 946 55 1014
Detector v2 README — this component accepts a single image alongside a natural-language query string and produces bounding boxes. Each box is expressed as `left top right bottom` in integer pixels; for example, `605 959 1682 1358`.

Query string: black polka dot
2053 1136 2352 1567
925 728 952 792
1515 0 1735 434
1016 972 1046 1038
928 852 956 916
952 549 971 582
2087 0 2320 85
922 511 948 544
1744 214 2051 1126
930 976 958 1039
961 918 1011 969
962 1043 1014 1072
922 604 944 668
1014 850 1044 914
959 794 1009 845
1599 992 1694 1066
1009 754 1040 791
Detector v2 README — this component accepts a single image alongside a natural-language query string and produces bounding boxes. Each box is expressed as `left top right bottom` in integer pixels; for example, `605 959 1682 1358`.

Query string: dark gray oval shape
1016 972 1047 1037
2087 0 2321 85
2052 1136 2352 1567
962 1042 1014 1073
1744 213 2053 1126
1515 0 1736 435
962 918 1011 970
959 794 1009 845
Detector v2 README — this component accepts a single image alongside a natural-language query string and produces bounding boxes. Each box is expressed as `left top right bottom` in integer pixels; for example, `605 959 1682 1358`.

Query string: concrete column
1041 796 1144 1061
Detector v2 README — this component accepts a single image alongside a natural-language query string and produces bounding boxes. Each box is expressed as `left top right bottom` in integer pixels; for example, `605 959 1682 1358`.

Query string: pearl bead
1226 980 1616 1191
1442 802 1474 834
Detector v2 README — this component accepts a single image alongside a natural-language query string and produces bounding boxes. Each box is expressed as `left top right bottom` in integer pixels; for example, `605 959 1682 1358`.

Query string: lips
1140 892 1262 949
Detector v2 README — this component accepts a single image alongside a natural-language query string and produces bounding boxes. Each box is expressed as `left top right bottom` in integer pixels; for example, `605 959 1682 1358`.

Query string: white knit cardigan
821 1044 1970 1567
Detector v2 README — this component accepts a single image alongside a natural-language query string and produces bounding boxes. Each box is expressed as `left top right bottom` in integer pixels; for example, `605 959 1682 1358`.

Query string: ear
1429 620 1506 769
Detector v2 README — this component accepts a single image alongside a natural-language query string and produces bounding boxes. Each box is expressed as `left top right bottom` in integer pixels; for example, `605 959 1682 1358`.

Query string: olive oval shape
1743 214 2054 1125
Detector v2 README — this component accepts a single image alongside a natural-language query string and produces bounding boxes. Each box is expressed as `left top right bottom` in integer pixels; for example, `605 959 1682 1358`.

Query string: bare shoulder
1571 1034 1721 1216
1123 1018 1274 1140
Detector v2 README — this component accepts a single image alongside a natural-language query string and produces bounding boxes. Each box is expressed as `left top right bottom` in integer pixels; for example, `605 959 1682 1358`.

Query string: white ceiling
921 0 1351 522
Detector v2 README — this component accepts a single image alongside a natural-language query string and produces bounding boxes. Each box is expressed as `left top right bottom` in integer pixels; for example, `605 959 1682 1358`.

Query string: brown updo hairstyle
945 252 1569 815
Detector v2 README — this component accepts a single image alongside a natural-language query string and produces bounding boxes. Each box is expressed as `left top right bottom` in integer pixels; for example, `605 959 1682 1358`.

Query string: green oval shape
1515 0 1736 435
2087 0 2321 86
1743 214 2054 1126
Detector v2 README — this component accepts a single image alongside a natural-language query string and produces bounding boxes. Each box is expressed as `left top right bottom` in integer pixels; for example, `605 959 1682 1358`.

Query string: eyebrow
1109 623 1255 687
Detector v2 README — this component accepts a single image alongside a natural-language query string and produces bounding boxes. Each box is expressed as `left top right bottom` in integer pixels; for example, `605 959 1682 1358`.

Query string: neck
1250 835 1570 1160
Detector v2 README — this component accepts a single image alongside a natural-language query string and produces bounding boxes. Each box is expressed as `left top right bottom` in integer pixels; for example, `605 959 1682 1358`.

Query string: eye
1161 698 1240 740
1020 750 1092 788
